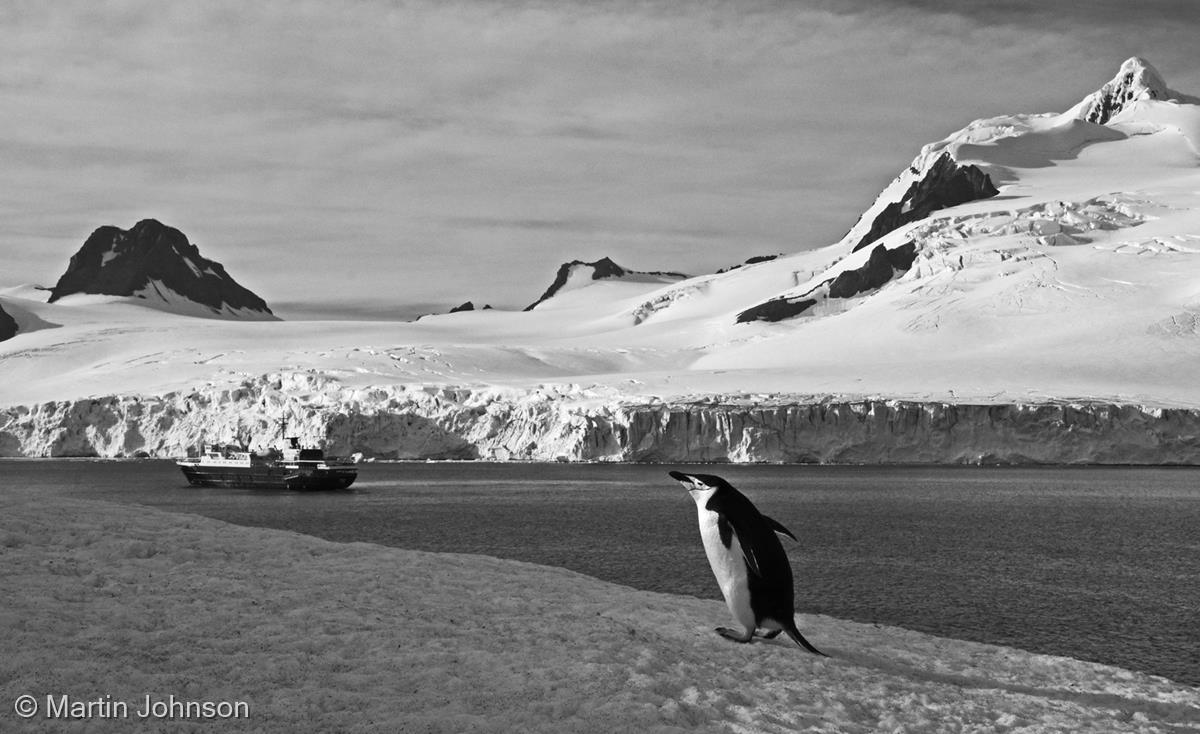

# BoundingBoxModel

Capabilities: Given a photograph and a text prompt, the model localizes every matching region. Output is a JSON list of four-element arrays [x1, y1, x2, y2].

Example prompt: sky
[[3, 1, 1199, 319]]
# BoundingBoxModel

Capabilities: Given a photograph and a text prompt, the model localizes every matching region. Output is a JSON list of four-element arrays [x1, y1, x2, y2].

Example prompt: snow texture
[[2, 490, 1197, 733]]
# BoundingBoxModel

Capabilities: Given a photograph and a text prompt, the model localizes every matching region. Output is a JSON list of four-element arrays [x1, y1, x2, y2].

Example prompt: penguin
[[668, 470, 826, 656]]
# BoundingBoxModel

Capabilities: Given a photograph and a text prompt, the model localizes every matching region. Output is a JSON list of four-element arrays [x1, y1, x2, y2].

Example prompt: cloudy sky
[[3, 1, 1198, 318]]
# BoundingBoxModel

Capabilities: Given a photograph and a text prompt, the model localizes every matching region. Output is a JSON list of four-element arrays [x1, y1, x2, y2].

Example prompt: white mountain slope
[[2, 58, 1200, 461]]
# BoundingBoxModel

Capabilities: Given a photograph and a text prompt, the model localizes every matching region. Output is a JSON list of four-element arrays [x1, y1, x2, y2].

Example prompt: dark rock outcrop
[[828, 243, 917, 299], [851, 153, 998, 253], [735, 297, 816, 324], [0, 305, 17, 342], [738, 242, 918, 324], [524, 257, 687, 311], [717, 254, 781, 274], [48, 219, 274, 319], [829, 245, 894, 299], [449, 301, 492, 313]]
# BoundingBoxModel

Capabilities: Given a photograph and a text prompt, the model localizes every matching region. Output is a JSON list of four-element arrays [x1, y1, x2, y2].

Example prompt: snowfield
[[2, 490, 1197, 733]]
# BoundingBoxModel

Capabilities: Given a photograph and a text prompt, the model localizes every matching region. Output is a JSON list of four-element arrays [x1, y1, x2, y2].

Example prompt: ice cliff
[[3, 372, 1198, 464]]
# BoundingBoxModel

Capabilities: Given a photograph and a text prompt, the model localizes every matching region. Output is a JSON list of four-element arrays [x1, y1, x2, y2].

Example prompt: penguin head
[[668, 470, 731, 505]]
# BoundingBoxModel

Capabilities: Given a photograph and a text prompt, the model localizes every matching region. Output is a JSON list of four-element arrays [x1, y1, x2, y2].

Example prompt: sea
[[5, 460, 1197, 687]]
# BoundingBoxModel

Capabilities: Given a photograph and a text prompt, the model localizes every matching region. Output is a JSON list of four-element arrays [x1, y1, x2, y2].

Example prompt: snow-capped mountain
[[1068, 56, 1200, 125], [3, 58, 1200, 462], [523, 257, 688, 311], [48, 219, 276, 320], [705, 56, 1200, 331]]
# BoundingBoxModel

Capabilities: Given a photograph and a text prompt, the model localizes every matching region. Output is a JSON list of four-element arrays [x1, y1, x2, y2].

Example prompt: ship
[[177, 435, 358, 490]]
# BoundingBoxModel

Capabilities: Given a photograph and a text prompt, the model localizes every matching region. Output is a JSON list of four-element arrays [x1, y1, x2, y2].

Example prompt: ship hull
[[179, 463, 357, 491]]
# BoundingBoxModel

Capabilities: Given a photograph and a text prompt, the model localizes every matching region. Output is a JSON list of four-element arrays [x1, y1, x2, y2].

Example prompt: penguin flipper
[[717, 514, 764, 577], [763, 514, 797, 542]]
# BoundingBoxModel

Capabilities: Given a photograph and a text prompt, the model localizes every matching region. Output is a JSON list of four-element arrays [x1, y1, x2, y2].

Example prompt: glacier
[[3, 371, 1199, 464]]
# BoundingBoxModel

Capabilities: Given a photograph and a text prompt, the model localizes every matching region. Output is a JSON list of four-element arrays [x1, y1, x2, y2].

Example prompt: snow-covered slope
[[48, 219, 277, 320], [3, 58, 1200, 461]]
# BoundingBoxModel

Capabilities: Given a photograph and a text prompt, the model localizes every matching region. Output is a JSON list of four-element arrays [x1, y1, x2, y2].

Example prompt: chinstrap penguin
[[669, 470, 826, 656]]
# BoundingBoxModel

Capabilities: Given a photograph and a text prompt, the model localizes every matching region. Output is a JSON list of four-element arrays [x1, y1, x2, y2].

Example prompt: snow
[[3, 61, 1200, 459], [2, 488, 1197, 732]]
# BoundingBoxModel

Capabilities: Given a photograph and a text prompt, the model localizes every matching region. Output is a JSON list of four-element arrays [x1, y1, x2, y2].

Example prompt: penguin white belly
[[697, 507, 755, 630]]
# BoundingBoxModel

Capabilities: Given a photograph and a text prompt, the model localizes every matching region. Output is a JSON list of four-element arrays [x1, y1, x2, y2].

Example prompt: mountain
[[523, 257, 688, 311], [1067, 56, 1200, 124], [670, 56, 1200, 332], [4, 58, 1200, 464], [47, 219, 276, 320]]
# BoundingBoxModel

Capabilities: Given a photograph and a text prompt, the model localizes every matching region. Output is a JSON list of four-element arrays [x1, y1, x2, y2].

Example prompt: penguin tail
[[783, 619, 828, 657]]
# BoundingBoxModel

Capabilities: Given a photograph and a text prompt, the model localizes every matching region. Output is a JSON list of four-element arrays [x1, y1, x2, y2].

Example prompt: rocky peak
[[48, 219, 276, 320], [1073, 57, 1186, 125], [449, 301, 492, 313], [524, 257, 686, 311], [525, 258, 621, 311]]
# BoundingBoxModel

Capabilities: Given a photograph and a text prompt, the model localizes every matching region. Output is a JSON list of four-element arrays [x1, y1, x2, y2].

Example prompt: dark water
[[4, 460, 1198, 687]]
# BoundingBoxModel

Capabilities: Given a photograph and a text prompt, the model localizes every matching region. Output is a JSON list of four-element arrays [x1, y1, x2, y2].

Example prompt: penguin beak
[[668, 470, 702, 491]]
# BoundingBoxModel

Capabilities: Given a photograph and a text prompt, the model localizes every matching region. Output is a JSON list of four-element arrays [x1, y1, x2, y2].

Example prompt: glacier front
[[3, 372, 1198, 464]]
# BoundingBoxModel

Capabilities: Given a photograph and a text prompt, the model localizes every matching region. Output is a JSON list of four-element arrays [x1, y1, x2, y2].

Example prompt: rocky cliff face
[[48, 219, 276, 320], [3, 373, 1198, 464], [847, 152, 998, 253], [0, 305, 17, 342], [0, 305, 16, 343]]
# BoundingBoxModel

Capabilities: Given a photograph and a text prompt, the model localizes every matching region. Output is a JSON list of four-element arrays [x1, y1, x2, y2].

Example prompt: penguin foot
[[715, 627, 754, 643], [758, 629, 783, 640]]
